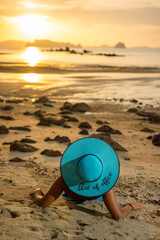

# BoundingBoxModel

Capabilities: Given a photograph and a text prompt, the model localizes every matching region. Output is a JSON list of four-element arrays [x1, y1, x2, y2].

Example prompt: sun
[[22, 47, 43, 67], [13, 15, 49, 37]]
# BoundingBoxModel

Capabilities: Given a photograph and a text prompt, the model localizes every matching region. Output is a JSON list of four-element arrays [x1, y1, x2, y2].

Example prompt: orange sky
[[0, 0, 160, 47]]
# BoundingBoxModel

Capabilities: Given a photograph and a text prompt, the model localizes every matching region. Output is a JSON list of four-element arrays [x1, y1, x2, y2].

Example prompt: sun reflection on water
[[22, 73, 40, 83], [22, 47, 42, 67]]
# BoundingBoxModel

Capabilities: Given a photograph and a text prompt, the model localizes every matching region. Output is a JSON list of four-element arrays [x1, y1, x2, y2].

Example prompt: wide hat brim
[[60, 137, 120, 198]]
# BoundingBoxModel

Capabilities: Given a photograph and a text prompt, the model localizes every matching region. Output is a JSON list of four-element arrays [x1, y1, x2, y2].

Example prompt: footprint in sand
[[0, 178, 13, 185], [0, 208, 19, 218]]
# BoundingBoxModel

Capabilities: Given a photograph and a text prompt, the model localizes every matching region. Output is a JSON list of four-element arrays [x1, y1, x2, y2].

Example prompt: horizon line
[[0, 39, 160, 49]]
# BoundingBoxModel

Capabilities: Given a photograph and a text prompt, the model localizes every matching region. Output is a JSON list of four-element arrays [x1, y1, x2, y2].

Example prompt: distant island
[[0, 39, 81, 49], [0, 39, 128, 49], [115, 42, 126, 48], [26, 39, 82, 48]]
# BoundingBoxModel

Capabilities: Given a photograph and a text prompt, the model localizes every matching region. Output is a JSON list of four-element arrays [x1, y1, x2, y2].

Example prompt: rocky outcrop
[[152, 134, 160, 146], [96, 125, 122, 135], [60, 102, 92, 113], [34, 96, 49, 104], [9, 126, 31, 131], [0, 125, 9, 134], [10, 142, 38, 152], [90, 134, 127, 152], [79, 122, 92, 129], [40, 149, 62, 157]]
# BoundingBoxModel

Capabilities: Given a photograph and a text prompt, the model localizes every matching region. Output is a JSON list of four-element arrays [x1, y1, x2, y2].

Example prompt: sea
[[0, 47, 160, 106]]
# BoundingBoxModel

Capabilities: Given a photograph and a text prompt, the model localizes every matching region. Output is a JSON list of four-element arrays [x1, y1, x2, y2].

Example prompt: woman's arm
[[102, 188, 143, 219], [30, 176, 64, 208]]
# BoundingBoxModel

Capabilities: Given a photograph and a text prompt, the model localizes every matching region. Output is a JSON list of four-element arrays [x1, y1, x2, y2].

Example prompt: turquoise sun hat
[[60, 137, 120, 198]]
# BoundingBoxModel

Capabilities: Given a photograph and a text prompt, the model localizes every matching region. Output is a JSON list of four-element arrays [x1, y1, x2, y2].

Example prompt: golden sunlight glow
[[22, 47, 42, 67], [12, 15, 49, 37], [20, 2, 35, 8], [22, 73, 40, 83]]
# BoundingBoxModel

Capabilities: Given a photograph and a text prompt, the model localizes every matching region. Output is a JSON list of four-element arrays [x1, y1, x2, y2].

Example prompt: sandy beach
[[1, 0, 160, 238], [0, 90, 160, 240]]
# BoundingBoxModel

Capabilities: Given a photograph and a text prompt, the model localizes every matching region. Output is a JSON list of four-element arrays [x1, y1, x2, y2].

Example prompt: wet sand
[[1, 63, 160, 74], [0, 93, 160, 240]]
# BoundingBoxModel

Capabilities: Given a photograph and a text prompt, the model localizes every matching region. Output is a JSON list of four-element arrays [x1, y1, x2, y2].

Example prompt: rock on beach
[[152, 134, 160, 146], [9, 126, 31, 131], [10, 142, 38, 152], [1, 105, 14, 111], [0, 125, 9, 134], [79, 129, 89, 135], [90, 133, 127, 151], [34, 96, 50, 104], [20, 138, 37, 143], [40, 149, 62, 157], [37, 116, 65, 127], [0, 115, 14, 120], [79, 122, 92, 129], [96, 125, 122, 135], [72, 102, 92, 113], [9, 157, 25, 162], [54, 135, 70, 143], [60, 102, 92, 113]]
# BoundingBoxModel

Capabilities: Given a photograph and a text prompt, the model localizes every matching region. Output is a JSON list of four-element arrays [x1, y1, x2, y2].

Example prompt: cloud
[[0, 0, 159, 46]]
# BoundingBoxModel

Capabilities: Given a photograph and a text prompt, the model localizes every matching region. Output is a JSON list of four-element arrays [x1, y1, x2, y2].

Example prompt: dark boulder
[[34, 110, 46, 117], [1, 105, 14, 111], [66, 116, 78, 122], [23, 111, 33, 116], [96, 125, 122, 135], [148, 113, 160, 124], [72, 103, 92, 113], [147, 135, 153, 140], [79, 129, 89, 135], [79, 122, 92, 129], [152, 134, 160, 146], [34, 96, 49, 104], [96, 120, 104, 125], [90, 134, 127, 152], [44, 137, 54, 141], [140, 128, 154, 133], [3, 141, 13, 145], [59, 110, 73, 115], [127, 108, 138, 113], [43, 103, 53, 107], [136, 111, 160, 123], [0, 125, 9, 134], [130, 99, 138, 103], [60, 102, 73, 111], [9, 157, 25, 162], [20, 138, 36, 143], [41, 149, 62, 157], [136, 110, 150, 117], [6, 99, 23, 103], [0, 115, 14, 120], [63, 124, 71, 128], [10, 142, 38, 152], [54, 135, 70, 143], [37, 116, 65, 127], [37, 119, 51, 126], [9, 126, 31, 131]]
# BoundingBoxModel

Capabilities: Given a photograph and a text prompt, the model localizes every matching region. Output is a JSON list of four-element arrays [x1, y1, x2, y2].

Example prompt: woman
[[31, 138, 143, 219]]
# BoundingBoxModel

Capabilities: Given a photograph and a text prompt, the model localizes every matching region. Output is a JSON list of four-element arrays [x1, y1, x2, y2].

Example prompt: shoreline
[[0, 71, 160, 108], [0, 64, 160, 74]]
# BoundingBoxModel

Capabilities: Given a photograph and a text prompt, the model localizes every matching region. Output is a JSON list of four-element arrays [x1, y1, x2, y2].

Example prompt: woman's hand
[[30, 188, 44, 204], [128, 201, 143, 210]]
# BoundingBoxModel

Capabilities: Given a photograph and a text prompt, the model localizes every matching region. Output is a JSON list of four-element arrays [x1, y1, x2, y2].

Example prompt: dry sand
[[0, 97, 160, 240]]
